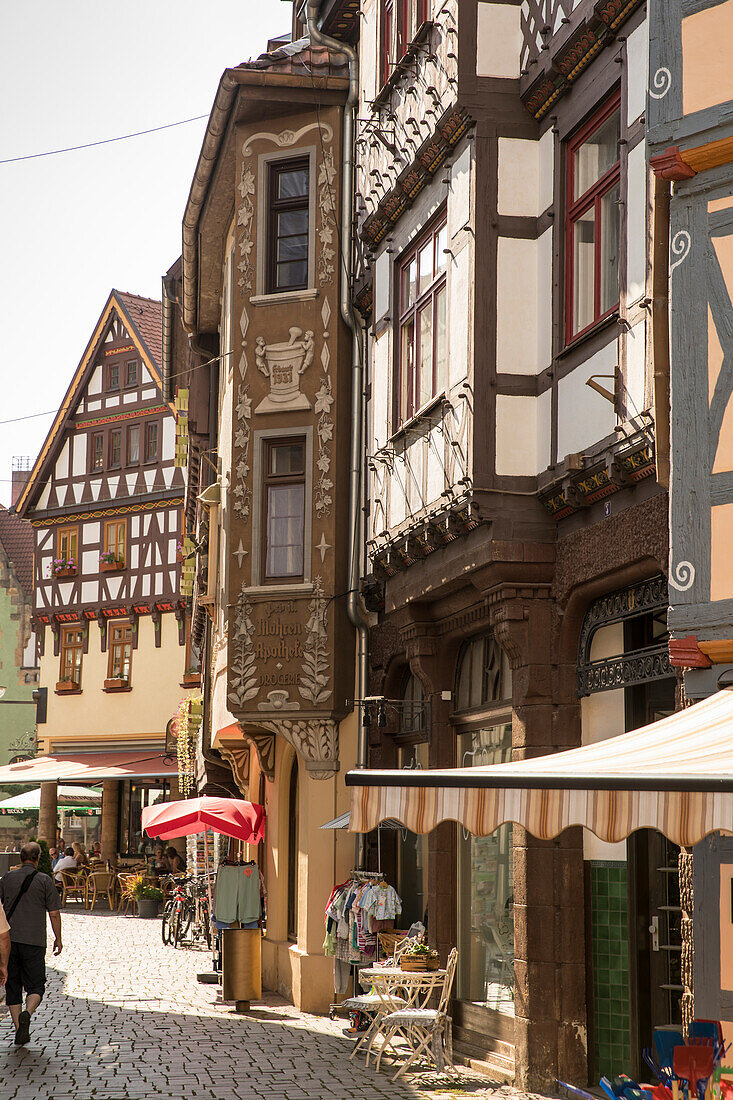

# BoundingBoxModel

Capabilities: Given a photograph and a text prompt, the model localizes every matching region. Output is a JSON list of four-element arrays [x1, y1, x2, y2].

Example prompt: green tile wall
[[591, 861, 630, 1079]]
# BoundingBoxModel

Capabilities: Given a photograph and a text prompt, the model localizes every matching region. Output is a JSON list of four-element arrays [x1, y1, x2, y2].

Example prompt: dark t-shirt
[[0, 864, 60, 946]]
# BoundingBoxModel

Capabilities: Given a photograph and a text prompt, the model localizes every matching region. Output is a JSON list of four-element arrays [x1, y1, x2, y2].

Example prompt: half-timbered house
[[11, 290, 193, 857]]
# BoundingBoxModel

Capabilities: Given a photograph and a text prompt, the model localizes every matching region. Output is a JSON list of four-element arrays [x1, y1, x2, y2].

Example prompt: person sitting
[[48, 848, 59, 869], [91, 842, 102, 859], [164, 846, 185, 874], [53, 848, 77, 883], [72, 843, 89, 869], [151, 845, 167, 875]]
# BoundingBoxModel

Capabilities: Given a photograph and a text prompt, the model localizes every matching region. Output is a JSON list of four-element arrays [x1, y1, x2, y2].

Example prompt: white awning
[[346, 689, 733, 847]]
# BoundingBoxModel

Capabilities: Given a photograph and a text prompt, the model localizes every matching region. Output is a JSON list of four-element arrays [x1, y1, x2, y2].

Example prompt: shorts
[[6, 942, 46, 1005]]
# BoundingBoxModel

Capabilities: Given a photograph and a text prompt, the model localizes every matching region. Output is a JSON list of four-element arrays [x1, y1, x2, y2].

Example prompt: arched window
[[287, 757, 299, 941], [455, 632, 512, 712]]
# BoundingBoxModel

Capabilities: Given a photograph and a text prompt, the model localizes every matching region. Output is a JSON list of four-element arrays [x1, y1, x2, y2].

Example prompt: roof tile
[[0, 508, 34, 595], [114, 291, 162, 370]]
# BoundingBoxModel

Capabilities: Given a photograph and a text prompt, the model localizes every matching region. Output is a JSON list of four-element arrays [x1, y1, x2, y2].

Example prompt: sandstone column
[[100, 780, 119, 861], [38, 781, 58, 845]]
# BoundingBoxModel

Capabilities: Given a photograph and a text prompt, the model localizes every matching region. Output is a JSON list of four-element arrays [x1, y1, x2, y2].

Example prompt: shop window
[[397, 218, 447, 423], [144, 421, 159, 463], [263, 437, 306, 582], [456, 723, 514, 1015], [565, 92, 621, 341], [118, 780, 170, 857], [106, 362, 120, 392], [104, 519, 126, 565], [287, 758, 299, 941], [91, 433, 104, 472], [125, 359, 138, 388], [267, 158, 310, 293], [107, 621, 133, 683], [59, 626, 83, 687], [397, 740, 429, 928], [455, 632, 512, 713], [127, 424, 140, 465]]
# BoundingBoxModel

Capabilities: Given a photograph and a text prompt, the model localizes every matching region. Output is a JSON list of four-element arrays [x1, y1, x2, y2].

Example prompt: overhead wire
[[0, 114, 209, 165]]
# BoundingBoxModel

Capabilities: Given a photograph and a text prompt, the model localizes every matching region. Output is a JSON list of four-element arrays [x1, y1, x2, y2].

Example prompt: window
[[56, 526, 78, 567], [402, 672, 426, 736], [127, 425, 140, 465], [106, 362, 120, 391], [263, 438, 306, 581], [144, 421, 159, 463], [109, 429, 122, 469], [91, 433, 104, 472], [381, 0, 428, 85], [125, 360, 138, 388], [397, 219, 448, 422], [287, 758, 299, 941], [108, 621, 133, 682], [455, 632, 512, 712], [381, 0, 394, 85], [104, 519, 126, 564], [565, 93, 621, 340], [60, 626, 83, 686], [267, 159, 309, 293]]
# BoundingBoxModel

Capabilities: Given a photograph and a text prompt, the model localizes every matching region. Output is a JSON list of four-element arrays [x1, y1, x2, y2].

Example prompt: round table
[[359, 965, 447, 1010]]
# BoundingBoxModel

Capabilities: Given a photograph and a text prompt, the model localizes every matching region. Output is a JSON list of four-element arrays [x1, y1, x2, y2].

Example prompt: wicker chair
[[85, 871, 116, 911], [57, 870, 85, 907]]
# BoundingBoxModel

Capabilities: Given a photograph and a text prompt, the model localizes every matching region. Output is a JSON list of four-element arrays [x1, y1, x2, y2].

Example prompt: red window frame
[[381, 0, 394, 87], [396, 217, 448, 425], [381, 0, 428, 88], [564, 91, 621, 343]]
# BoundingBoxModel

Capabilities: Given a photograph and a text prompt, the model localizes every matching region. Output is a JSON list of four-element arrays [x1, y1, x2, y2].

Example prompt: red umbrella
[[142, 796, 265, 844]]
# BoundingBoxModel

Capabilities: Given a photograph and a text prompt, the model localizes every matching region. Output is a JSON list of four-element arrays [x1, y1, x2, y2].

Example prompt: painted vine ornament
[[299, 575, 332, 706], [228, 586, 259, 708]]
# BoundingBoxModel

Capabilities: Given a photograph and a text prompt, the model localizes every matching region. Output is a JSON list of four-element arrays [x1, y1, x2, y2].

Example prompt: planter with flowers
[[104, 677, 130, 691], [100, 551, 124, 572], [51, 557, 76, 579], [400, 941, 440, 972], [181, 667, 201, 688], [55, 677, 80, 693], [121, 873, 164, 918]]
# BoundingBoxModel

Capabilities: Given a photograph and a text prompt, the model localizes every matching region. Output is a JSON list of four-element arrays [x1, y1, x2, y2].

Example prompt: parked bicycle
[[161, 873, 213, 949]]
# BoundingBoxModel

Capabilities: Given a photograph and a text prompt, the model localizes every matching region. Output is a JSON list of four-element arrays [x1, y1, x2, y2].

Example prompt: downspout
[[306, 2, 370, 774], [161, 275, 177, 404], [652, 174, 671, 489]]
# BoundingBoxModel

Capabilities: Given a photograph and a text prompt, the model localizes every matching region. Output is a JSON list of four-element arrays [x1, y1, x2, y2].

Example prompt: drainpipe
[[306, 2, 370, 775], [161, 274, 178, 403]]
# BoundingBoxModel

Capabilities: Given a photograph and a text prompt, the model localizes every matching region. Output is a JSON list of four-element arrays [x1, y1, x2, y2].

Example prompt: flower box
[[100, 559, 124, 572], [55, 680, 80, 693], [53, 567, 77, 579], [104, 677, 130, 691], [182, 672, 201, 688], [400, 953, 440, 972]]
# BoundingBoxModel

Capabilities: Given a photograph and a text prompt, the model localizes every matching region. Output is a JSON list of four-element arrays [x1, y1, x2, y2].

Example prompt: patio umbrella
[[0, 784, 102, 815], [142, 796, 266, 965]]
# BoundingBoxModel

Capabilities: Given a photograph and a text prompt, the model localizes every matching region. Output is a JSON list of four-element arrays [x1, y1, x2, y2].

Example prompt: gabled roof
[[0, 508, 34, 595], [13, 290, 166, 518]]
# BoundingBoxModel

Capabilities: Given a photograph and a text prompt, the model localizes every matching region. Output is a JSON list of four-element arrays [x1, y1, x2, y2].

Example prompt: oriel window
[[108, 622, 133, 682], [60, 626, 83, 686], [104, 519, 126, 564], [263, 438, 306, 581], [397, 218, 448, 422], [144, 421, 159, 463], [109, 429, 122, 469], [565, 92, 621, 341], [267, 159, 309, 293]]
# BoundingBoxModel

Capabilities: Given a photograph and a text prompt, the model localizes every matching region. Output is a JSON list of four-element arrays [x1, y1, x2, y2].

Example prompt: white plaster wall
[[55, 439, 70, 481], [538, 128, 554, 214], [88, 365, 102, 395], [360, 0, 378, 109], [557, 340, 618, 458], [495, 395, 538, 475], [582, 622, 627, 861], [426, 425, 444, 502], [374, 250, 391, 324], [625, 319, 647, 416], [72, 435, 86, 477], [626, 142, 647, 306], [626, 18, 649, 126], [498, 138, 539, 217], [537, 225, 553, 374], [477, 3, 521, 78], [37, 481, 51, 510], [162, 417, 175, 461], [449, 143, 471, 240], [537, 387, 552, 473], [372, 329, 390, 450], [496, 236, 538, 374], [448, 245, 471, 387]]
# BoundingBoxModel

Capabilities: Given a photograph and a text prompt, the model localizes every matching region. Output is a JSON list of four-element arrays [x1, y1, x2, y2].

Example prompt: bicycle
[[161, 873, 213, 949]]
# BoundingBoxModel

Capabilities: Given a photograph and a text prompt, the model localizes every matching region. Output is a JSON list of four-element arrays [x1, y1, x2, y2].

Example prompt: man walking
[[0, 842, 62, 1045]]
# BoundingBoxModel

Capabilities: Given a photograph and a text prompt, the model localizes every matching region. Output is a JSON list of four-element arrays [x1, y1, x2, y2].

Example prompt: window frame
[[109, 428, 122, 470], [564, 90, 622, 344], [261, 436, 307, 585], [107, 620, 133, 683], [90, 432, 104, 472], [143, 420, 159, 464], [106, 361, 120, 392], [124, 359, 138, 388], [56, 525, 78, 568], [104, 518, 126, 565], [266, 157, 310, 295], [60, 625, 83, 687], [395, 216, 448, 426], [380, 0, 428, 88], [127, 424, 140, 466]]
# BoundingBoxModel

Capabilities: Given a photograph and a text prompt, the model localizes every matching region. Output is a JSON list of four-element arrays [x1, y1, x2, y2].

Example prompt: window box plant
[[121, 873, 164, 918], [400, 940, 440, 972], [181, 667, 201, 687], [103, 677, 130, 691], [100, 551, 124, 572], [55, 677, 80, 693], [51, 557, 77, 579]]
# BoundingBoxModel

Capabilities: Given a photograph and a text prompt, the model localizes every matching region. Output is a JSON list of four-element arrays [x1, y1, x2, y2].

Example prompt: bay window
[[267, 159, 309, 293], [397, 219, 447, 423], [566, 92, 621, 340], [263, 438, 306, 581]]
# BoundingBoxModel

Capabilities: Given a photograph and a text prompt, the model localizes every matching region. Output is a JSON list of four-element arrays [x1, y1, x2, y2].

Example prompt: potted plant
[[51, 557, 76, 579], [99, 550, 124, 572], [103, 676, 129, 691], [400, 940, 440, 972], [181, 667, 201, 687], [55, 676, 79, 693], [121, 873, 164, 918]]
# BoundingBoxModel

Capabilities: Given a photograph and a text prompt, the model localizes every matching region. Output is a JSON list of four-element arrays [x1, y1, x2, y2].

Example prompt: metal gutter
[[161, 274, 178, 403]]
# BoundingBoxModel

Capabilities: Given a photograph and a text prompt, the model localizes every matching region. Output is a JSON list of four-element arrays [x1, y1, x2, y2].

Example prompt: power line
[[0, 114, 209, 165], [0, 409, 57, 427]]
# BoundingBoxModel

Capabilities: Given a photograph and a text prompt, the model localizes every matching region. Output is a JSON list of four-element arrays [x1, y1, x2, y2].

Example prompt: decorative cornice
[[30, 496, 183, 528], [370, 496, 484, 579], [539, 431, 654, 520], [75, 405, 170, 430]]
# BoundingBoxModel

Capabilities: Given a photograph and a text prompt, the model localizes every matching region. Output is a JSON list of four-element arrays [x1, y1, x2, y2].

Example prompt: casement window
[[56, 526, 78, 566], [144, 421, 159, 463], [127, 425, 140, 465], [381, 0, 429, 85], [565, 92, 621, 341], [397, 219, 448, 422], [125, 360, 138, 388], [104, 519, 126, 564], [263, 438, 306, 581], [267, 159, 309, 293], [381, 0, 394, 85], [91, 433, 104, 472], [108, 621, 133, 682], [109, 429, 122, 469], [106, 362, 120, 391], [60, 626, 83, 686]]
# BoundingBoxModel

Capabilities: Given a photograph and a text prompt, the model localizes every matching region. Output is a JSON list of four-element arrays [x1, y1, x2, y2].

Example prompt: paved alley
[[0, 910, 554, 1100]]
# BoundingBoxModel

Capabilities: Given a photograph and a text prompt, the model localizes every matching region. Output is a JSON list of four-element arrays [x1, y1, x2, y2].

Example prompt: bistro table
[[355, 965, 448, 1066]]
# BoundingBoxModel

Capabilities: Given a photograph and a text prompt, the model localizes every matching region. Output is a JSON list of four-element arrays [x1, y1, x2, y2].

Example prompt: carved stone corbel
[[218, 744, 251, 795], [97, 612, 107, 653], [151, 606, 162, 649], [256, 718, 339, 779]]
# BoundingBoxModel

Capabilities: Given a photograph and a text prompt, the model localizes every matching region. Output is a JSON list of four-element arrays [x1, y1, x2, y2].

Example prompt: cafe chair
[[375, 948, 458, 1079], [116, 873, 136, 916], [58, 870, 86, 907], [85, 871, 116, 911]]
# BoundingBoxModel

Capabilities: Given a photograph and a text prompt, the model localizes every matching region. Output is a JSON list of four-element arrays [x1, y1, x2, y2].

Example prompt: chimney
[[11, 457, 31, 506]]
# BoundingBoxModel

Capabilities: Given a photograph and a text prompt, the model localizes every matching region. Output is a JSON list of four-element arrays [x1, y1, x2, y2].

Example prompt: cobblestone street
[[0, 910, 554, 1100]]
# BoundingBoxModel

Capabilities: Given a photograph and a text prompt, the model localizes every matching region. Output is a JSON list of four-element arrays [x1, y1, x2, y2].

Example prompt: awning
[[319, 811, 403, 830], [0, 785, 102, 815], [0, 752, 176, 785], [346, 689, 733, 848]]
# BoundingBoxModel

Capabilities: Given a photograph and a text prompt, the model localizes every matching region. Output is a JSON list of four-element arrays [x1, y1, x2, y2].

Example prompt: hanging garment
[[214, 863, 262, 924]]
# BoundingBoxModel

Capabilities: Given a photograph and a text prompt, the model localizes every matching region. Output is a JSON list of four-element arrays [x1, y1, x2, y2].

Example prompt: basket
[[400, 953, 440, 972], [378, 931, 409, 957]]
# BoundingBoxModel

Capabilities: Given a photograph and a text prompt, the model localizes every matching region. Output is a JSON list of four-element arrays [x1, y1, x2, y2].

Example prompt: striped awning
[[346, 689, 733, 848]]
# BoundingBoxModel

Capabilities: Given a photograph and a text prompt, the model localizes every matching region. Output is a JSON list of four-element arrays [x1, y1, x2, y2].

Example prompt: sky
[[0, 0, 292, 507]]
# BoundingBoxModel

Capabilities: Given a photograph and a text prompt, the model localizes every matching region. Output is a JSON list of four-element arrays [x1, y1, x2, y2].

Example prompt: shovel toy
[[674, 1043, 715, 1100]]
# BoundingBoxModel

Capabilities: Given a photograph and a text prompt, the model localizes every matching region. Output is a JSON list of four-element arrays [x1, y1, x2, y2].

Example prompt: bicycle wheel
[[162, 901, 174, 945], [174, 899, 193, 947]]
